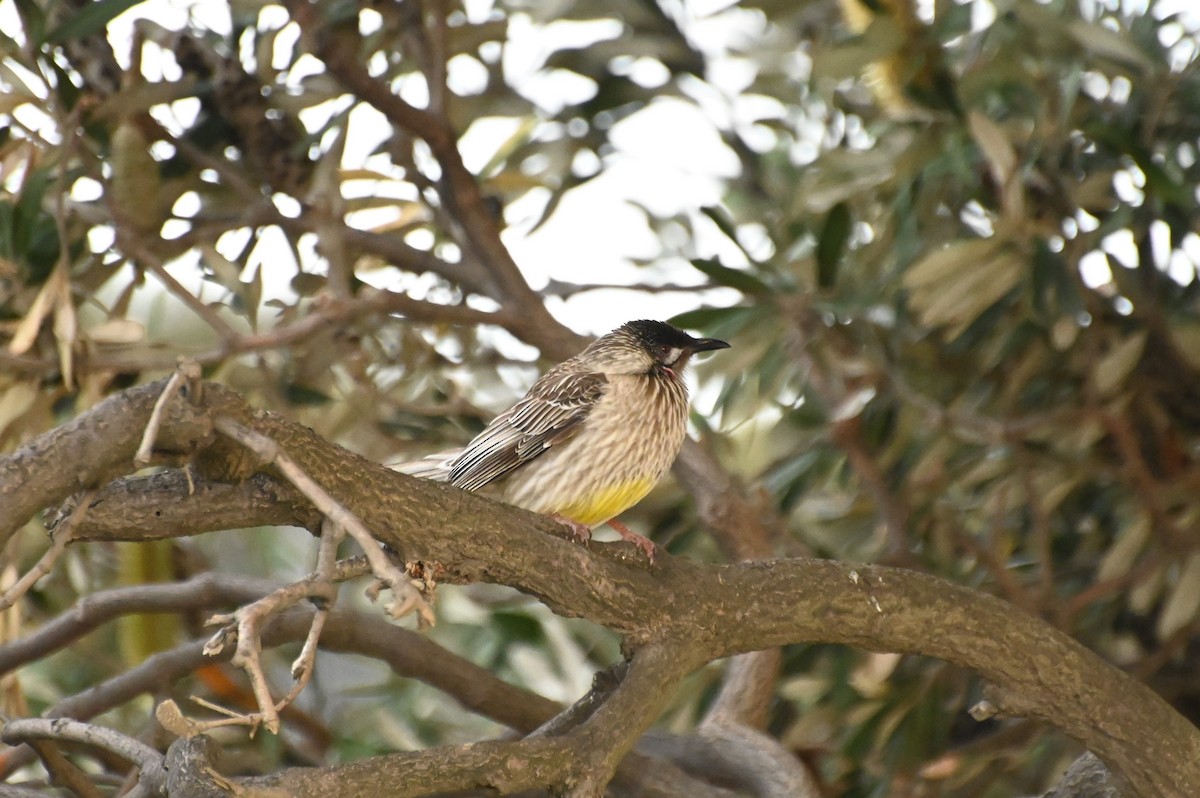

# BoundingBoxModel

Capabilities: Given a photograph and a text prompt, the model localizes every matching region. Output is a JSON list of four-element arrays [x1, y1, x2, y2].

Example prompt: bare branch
[[186, 519, 343, 734], [135, 360, 202, 467], [558, 643, 701, 797], [238, 642, 699, 797], [1, 718, 166, 795], [19, 739, 106, 798], [291, 517, 342, 682], [212, 416, 434, 625], [0, 489, 94, 611], [0, 379, 214, 548], [1, 583, 550, 777], [120, 234, 243, 347], [66, 469, 321, 545], [195, 578, 330, 735], [641, 726, 821, 798]]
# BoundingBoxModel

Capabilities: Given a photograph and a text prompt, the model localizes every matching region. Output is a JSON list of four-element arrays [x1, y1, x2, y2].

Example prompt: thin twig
[[423, 0, 449, 114], [1102, 411, 1187, 549], [830, 413, 912, 560], [1, 571, 556, 777], [7, 287, 516, 379], [0, 490, 95, 612], [196, 557, 341, 734], [541, 279, 715, 298], [212, 416, 434, 626], [1060, 551, 1163, 624], [134, 360, 200, 467], [1012, 440, 1057, 616], [0, 561, 371, 676], [951, 492, 1037, 614], [119, 235, 243, 346], [24, 740, 106, 798], [286, 518, 342, 695], [1, 718, 166, 783]]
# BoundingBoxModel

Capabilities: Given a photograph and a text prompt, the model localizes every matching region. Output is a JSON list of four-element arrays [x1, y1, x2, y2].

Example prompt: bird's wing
[[447, 369, 607, 492], [389, 448, 462, 481]]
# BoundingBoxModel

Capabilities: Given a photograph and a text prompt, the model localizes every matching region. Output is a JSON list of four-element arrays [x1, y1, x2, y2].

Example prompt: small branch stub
[[969, 700, 998, 722], [134, 360, 201, 467], [212, 416, 434, 625]]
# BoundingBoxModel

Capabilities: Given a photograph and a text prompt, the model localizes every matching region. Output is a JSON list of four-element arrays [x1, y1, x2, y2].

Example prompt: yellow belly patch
[[555, 478, 657, 527]]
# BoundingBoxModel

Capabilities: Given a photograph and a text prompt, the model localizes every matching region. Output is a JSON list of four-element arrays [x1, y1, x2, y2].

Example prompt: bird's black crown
[[620, 320, 701, 352]]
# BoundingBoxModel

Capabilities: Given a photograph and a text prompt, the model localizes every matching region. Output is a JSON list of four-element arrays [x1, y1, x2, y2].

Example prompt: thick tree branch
[[158, 732, 757, 798], [5, 382, 1199, 796], [0, 381, 213, 548], [239, 643, 698, 798], [57, 470, 320, 543], [641, 726, 821, 798], [1041, 752, 1127, 797], [19, 739, 106, 798], [558, 643, 703, 797], [1, 718, 166, 797]]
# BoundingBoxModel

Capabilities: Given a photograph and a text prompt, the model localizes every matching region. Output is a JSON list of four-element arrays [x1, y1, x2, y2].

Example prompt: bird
[[397, 320, 730, 561]]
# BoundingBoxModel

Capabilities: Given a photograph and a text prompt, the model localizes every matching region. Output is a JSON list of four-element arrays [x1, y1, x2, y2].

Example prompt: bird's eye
[[658, 345, 683, 366]]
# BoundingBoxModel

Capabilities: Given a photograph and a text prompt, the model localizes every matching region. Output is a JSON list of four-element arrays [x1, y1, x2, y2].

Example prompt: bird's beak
[[688, 337, 731, 353]]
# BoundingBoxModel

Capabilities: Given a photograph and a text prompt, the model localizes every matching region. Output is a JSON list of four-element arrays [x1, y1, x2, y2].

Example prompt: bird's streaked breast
[[499, 370, 688, 527]]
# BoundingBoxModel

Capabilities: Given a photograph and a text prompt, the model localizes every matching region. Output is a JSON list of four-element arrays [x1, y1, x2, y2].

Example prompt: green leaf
[[669, 307, 761, 348], [816, 202, 851, 289], [669, 306, 740, 329], [491, 611, 545, 645], [698, 205, 736, 236], [45, 0, 147, 44], [1158, 553, 1200, 639], [688, 258, 769, 295], [699, 206, 745, 252], [285, 384, 332, 406], [1092, 331, 1147, 396], [1097, 514, 1150, 582], [903, 239, 998, 290], [4, 166, 59, 282], [11, 0, 47, 45], [1065, 18, 1154, 73], [291, 272, 326, 297]]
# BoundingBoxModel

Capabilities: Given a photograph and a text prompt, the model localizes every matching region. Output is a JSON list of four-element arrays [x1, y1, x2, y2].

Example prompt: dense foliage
[[2, 0, 1198, 795]]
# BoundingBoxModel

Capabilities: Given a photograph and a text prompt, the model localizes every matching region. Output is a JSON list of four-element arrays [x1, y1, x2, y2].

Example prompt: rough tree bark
[[2, 376, 1198, 796]]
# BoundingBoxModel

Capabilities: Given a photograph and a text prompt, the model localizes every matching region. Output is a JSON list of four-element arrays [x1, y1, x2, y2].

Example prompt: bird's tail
[[388, 448, 462, 482]]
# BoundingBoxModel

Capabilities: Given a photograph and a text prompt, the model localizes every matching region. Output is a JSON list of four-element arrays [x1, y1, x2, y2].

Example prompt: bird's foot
[[607, 520, 657, 563], [549, 513, 593, 544]]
